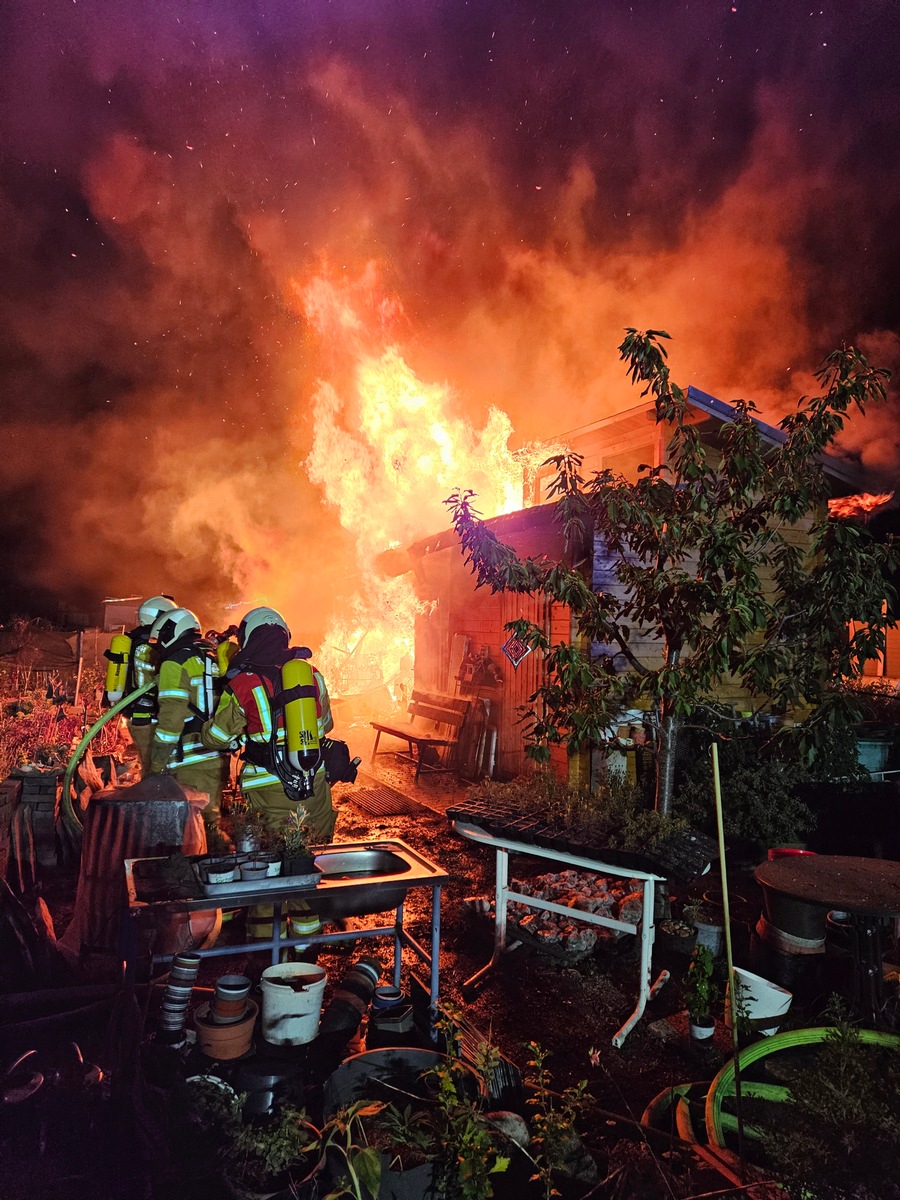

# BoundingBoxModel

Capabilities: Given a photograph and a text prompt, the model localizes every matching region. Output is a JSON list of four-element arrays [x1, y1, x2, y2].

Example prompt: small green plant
[[524, 1042, 591, 1200], [225, 1105, 320, 1194], [431, 1052, 510, 1200], [682, 900, 717, 927], [225, 800, 267, 849], [467, 771, 688, 855], [203, 822, 232, 856], [318, 1100, 386, 1200], [277, 810, 313, 861], [682, 944, 718, 1022], [184, 1075, 243, 1137]]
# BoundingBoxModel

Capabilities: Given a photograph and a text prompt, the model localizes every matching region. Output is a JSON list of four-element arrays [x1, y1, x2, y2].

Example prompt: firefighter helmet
[[151, 607, 201, 650], [138, 594, 177, 628], [238, 606, 291, 647]]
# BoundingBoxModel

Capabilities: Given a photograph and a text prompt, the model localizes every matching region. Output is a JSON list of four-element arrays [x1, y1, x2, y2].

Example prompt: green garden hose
[[705, 1025, 900, 1148], [61, 682, 153, 836]]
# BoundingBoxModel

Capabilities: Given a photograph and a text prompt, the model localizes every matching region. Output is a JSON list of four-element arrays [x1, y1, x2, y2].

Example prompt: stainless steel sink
[[311, 839, 445, 919], [315, 848, 413, 881]]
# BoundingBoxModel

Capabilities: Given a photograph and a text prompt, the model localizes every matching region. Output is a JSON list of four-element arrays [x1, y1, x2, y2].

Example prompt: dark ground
[[0, 725, 862, 1199]]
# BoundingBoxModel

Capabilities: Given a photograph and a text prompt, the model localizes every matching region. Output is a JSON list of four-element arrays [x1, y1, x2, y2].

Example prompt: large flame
[[297, 266, 549, 698], [828, 492, 894, 520]]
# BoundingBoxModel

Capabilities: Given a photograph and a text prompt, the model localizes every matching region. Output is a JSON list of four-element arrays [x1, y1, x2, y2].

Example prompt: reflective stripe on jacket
[[149, 641, 222, 774]]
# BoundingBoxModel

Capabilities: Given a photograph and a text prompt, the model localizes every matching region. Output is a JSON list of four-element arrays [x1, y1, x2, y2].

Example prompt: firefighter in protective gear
[[106, 594, 177, 775], [201, 606, 336, 940], [149, 607, 229, 823]]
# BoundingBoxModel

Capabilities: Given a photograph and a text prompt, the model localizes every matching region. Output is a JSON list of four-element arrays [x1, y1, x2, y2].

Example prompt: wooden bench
[[371, 691, 471, 781]]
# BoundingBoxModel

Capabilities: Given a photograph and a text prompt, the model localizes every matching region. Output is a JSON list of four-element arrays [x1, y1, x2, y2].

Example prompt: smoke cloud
[[1, 0, 899, 633]]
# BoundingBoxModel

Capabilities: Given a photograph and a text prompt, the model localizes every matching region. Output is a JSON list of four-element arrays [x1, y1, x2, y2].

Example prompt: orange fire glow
[[828, 492, 894, 520], [296, 266, 552, 698]]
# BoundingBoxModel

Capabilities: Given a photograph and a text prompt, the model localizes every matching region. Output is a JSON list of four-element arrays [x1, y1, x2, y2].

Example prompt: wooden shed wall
[[411, 507, 573, 780]]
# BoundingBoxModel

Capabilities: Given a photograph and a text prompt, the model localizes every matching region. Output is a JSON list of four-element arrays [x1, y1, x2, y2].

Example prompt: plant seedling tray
[[194, 859, 322, 897]]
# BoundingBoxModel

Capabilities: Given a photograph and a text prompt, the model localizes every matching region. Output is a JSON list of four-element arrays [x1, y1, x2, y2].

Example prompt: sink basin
[[310, 841, 443, 920], [314, 849, 413, 880]]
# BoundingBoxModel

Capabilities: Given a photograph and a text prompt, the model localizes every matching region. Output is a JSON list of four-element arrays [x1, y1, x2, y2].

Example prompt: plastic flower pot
[[240, 860, 270, 882], [213, 975, 253, 1025], [195, 999, 258, 1060], [260, 854, 282, 878], [688, 1014, 715, 1042], [726, 967, 792, 1037], [207, 862, 239, 885]]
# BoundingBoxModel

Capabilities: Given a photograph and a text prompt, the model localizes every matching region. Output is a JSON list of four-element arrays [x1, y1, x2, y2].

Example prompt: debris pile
[[468, 869, 645, 958]]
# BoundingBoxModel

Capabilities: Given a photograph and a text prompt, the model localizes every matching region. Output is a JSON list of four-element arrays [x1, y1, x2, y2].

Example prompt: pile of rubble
[[469, 868, 645, 958]]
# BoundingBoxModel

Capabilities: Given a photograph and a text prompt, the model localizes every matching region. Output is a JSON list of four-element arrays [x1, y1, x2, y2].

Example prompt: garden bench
[[370, 691, 471, 781]]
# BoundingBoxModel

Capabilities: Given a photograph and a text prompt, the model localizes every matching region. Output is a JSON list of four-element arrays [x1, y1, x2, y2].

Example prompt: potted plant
[[205, 821, 234, 856], [683, 900, 724, 957], [683, 944, 719, 1042], [276, 812, 316, 876], [223, 1104, 323, 1200], [322, 1046, 511, 1200], [227, 802, 267, 855], [654, 916, 697, 961], [176, 1074, 244, 1189]]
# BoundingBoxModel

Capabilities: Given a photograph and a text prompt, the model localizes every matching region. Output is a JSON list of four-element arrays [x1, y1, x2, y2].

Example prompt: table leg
[[461, 847, 511, 997], [612, 877, 669, 1048], [428, 884, 442, 1042], [393, 902, 404, 988], [851, 914, 885, 1027], [271, 900, 284, 966]]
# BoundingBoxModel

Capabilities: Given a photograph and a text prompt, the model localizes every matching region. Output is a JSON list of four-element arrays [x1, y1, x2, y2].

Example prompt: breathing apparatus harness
[[238, 653, 322, 801], [123, 625, 158, 721], [163, 636, 218, 763]]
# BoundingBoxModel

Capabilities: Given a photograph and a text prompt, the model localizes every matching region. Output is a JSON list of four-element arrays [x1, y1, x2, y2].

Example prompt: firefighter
[[148, 607, 229, 824], [201, 606, 336, 941], [121, 594, 177, 775]]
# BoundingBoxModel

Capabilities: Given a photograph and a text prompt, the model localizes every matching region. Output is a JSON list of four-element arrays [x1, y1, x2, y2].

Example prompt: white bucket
[[260, 962, 328, 1046], [727, 966, 792, 1037]]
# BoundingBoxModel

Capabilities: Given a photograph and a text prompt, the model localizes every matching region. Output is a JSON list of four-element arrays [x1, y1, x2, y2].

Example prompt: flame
[[297, 265, 549, 698], [828, 492, 894, 520]]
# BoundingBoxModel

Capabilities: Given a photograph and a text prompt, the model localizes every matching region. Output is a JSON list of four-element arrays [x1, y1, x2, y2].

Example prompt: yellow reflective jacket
[[149, 639, 224, 774]]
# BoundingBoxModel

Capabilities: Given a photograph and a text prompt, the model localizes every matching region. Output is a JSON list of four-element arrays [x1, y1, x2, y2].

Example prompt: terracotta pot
[[195, 999, 258, 1060]]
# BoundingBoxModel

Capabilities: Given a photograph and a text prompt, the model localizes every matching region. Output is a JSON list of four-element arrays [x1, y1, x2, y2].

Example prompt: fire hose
[[60, 681, 153, 839]]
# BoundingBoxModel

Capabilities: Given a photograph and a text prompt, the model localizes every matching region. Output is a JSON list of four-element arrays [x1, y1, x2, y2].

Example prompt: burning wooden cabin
[[392, 386, 895, 783]]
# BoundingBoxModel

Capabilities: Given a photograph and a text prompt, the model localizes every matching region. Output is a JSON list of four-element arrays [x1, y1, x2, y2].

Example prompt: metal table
[[123, 838, 448, 1034], [452, 819, 669, 1047], [755, 854, 900, 1027]]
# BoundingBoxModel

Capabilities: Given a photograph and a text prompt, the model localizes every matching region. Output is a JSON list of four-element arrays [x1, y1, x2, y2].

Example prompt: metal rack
[[451, 819, 669, 1048]]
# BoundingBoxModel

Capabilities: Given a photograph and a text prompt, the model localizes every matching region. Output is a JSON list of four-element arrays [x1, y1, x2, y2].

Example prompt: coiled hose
[[60, 682, 153, 840]]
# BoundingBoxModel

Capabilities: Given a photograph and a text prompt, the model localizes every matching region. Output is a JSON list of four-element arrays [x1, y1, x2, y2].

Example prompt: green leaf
[[353, 1146, 383, 1200]]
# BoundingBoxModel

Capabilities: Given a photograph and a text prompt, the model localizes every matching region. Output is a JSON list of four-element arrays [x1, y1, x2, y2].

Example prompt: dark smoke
[[1, 0, 899, 625]]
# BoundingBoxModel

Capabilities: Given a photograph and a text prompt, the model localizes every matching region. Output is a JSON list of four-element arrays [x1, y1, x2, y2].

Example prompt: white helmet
[[138, 594, 177, 628], [238, 606, 290, 647], [151, 607, 201, 650]]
